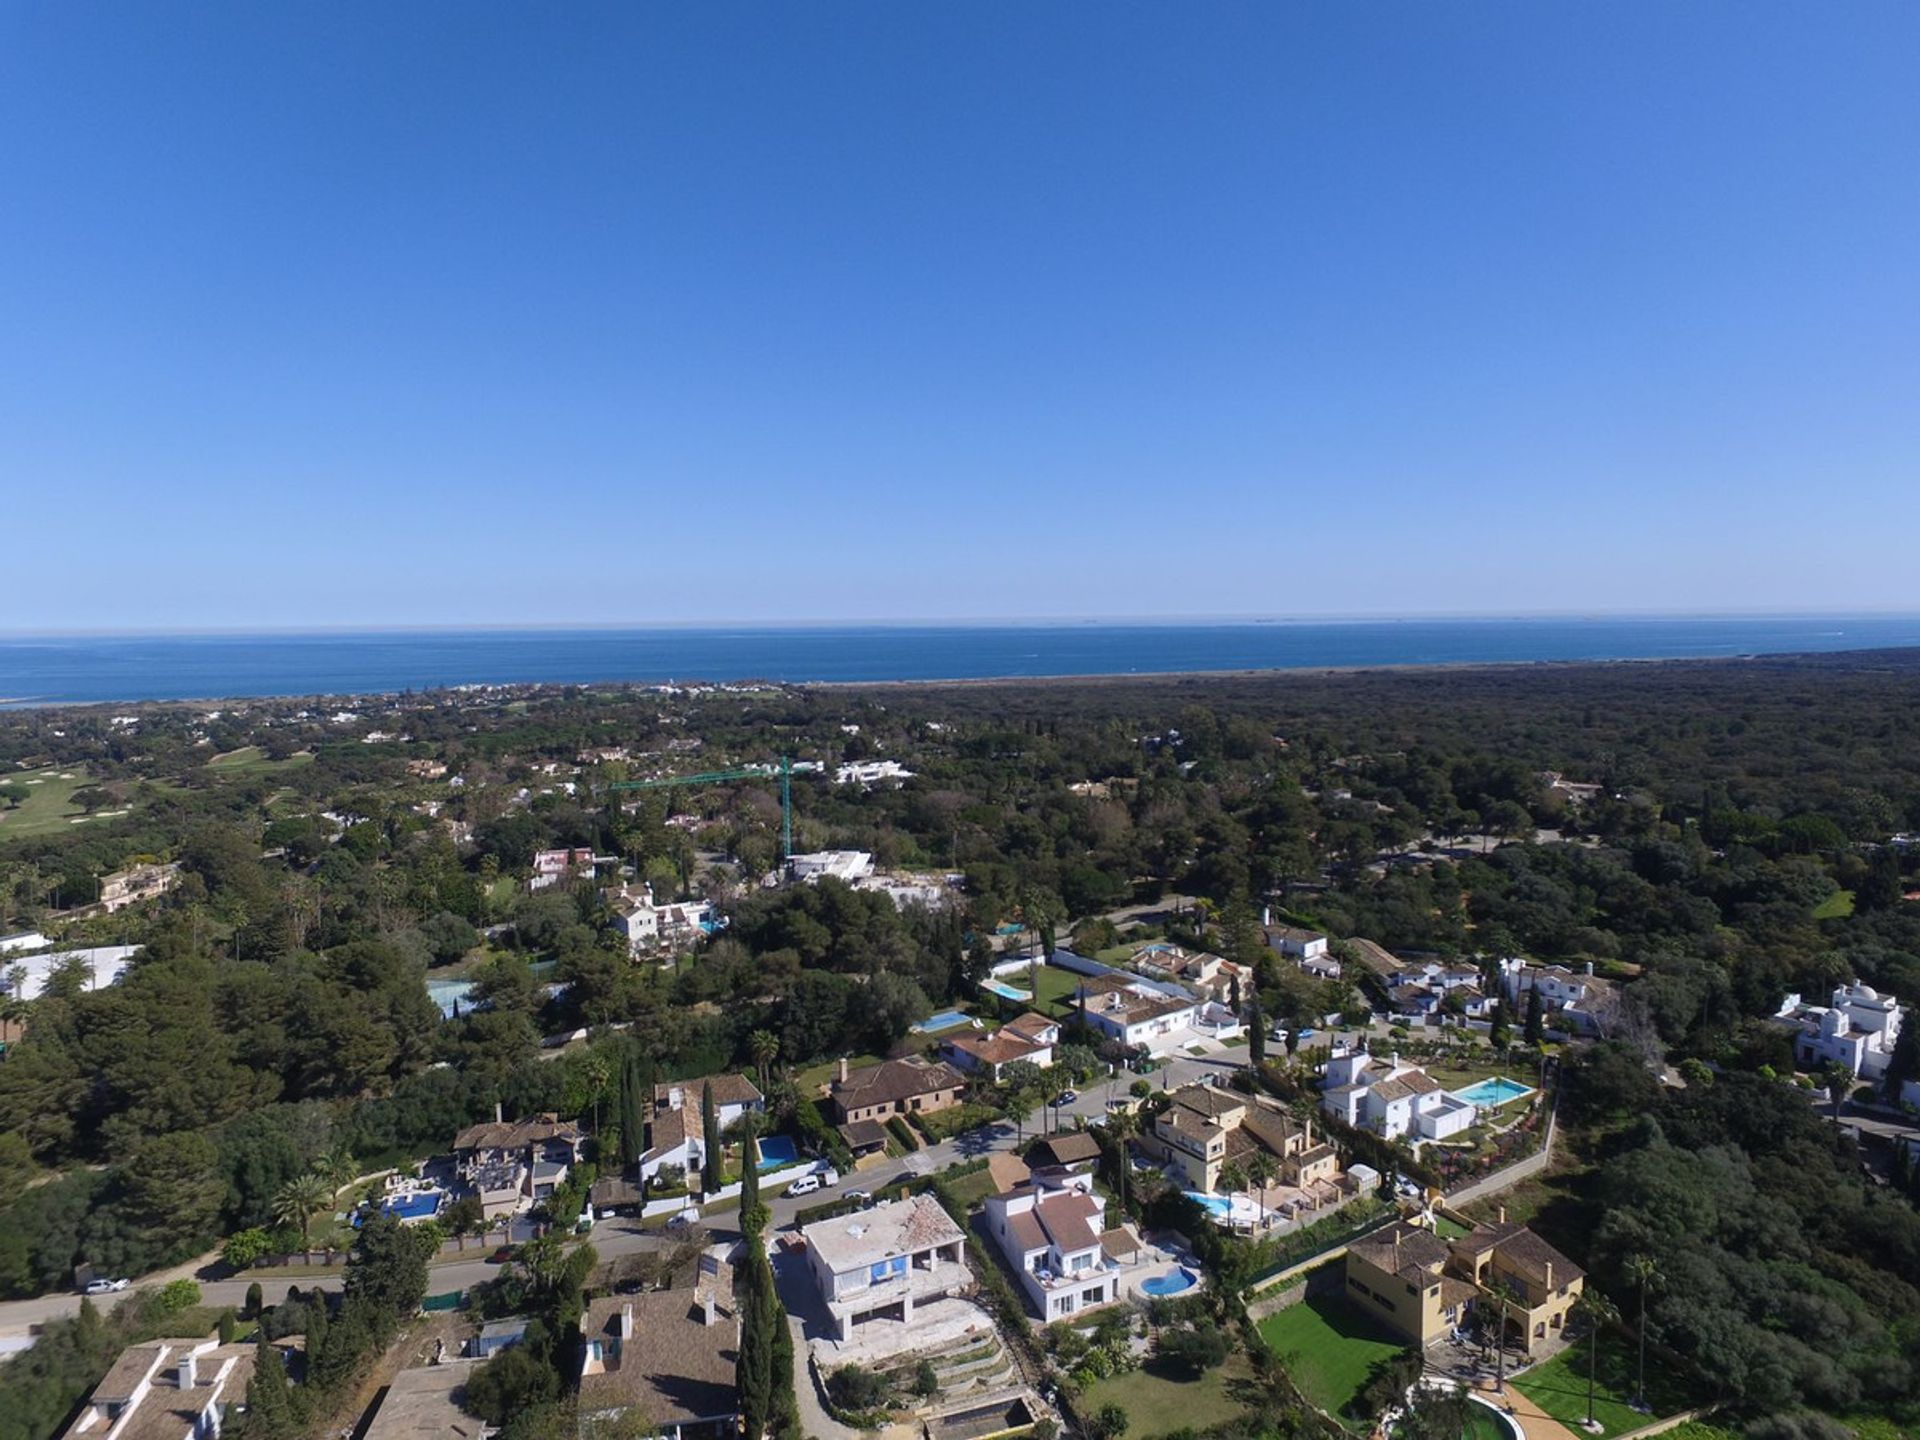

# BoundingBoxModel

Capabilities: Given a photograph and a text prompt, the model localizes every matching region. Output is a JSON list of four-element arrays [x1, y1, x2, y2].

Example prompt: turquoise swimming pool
[[914, 1009, 971, 1033], [1140, 1266, 1199, 1296], [756, 1136, 800, 1170], [980, 979, 1032, 1002], [1452, 1077, 1534, 1107]]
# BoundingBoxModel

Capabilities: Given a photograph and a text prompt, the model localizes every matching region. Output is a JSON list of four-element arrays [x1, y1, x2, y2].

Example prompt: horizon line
[[7, 606, 1920, 640]]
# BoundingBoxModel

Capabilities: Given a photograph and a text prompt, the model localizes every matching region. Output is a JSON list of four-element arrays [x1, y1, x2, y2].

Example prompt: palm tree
[[1625, 1255, 1661, 1410], [311, 1150, 355, 1195], [1572, 1289, 1620, 1430], [1484, 1276, 1522, 1393], [749, 1030, 781, 1091], [1822, 1061, 1855, 1122], [1244, 1153, 1278, 1223], [1218, 1163, 1247, 1230], [272, 1173, 333, 1251]]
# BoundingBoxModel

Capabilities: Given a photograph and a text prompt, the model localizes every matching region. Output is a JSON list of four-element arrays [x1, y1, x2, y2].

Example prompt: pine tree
[[235, 1335, 300, 1438], [701, 1081, 722, 1193]]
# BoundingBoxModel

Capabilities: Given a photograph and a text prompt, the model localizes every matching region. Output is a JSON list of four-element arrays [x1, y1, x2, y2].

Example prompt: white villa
[[942, 1012, 1059, 1082], [1499, 958, 1614, 1035], [984, 1169, 1142, 1321], [801, 1194, 969, 1342], [1074, 975, 1198, 1054], [640, 1073, 765, 1182], [610, 884, 719, 957], [1321, 1047, 1477, 1142], [788, 851, 876, 884], [1775, 981, 1905, 1080]]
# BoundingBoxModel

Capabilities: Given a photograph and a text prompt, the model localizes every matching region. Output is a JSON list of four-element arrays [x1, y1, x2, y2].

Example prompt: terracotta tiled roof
[[655, 1073, 763, 1109], [832, 1056, 967, 1108]]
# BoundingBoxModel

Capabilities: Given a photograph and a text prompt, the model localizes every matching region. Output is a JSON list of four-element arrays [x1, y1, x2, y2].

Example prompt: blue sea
[[2, 616, 1919, 706]]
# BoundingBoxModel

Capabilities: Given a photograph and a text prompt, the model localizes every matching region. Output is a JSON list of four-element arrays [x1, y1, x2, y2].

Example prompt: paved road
[[0, 1042, 1254, 1341]]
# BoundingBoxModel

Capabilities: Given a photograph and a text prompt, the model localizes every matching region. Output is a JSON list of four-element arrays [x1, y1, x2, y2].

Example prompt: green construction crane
[[608, 756, 794, 860]]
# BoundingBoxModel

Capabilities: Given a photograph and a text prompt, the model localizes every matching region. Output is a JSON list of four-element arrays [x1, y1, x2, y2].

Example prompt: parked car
[[1051, 1089, 1078, 1107], [486, 1245, 515, 1264], [787, 1173, 822, 1196], [84, 1277, 130, 1294], [845, 1189, 873, 1207], [666, 1209, 699, 1229]]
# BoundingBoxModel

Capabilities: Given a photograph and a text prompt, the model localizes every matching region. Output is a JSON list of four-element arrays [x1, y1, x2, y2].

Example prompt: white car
[[786, 1173, 822, 1196], [666, 1209, 699, 1229], [84, 1277, 130, 1295]]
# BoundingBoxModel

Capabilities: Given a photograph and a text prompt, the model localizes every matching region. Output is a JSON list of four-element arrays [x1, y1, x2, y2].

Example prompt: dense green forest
[[7, 652, 1920, 1435]]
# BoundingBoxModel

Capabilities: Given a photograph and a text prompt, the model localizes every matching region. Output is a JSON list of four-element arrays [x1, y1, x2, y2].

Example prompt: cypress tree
[[618, 1051, 648, 1172], [740, 1128, 764, 1236], [1524, 986, 1545, 1046], [701, 1081, 722, 1193], [737, 1249, 776, 1438], [769, 1297, 800, 1438], [1248, 994, 1266, 1065]]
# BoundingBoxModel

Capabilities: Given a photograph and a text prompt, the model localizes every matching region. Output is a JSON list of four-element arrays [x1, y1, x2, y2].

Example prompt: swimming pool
[[913, 1009, 971, 1033], [980, 979, 1032, 1002], [1452, 1077, 1534, 1107], [425, 979, 476, 1019], [381, 1190, 446, 1221], [1139, 1267, 1199, 1297], [1186, 1192, 1233, 1218], [756, 1136, 800, 1170]]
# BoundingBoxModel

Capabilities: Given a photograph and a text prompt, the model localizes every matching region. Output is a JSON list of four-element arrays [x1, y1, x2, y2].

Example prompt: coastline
[[5, 645, 1915, 712]]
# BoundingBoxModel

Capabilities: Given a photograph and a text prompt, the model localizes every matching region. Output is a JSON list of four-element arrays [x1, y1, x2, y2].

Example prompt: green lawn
[[1031, 965, 1093, 1013], [1511, 1330, 1701, 1436], [1813, 888, 1857, 921], [1083, 1350, 1254, 1438], [1256, 1294, 1407, 1427], [207, 746, 314, 777], [0, 767, 96, 836]]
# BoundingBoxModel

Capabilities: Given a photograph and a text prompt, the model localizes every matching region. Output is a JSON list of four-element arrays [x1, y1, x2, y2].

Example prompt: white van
[[787, 1173, 822, 1196]]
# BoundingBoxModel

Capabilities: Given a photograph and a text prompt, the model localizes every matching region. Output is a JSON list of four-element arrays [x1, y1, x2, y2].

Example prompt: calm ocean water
[[2, 617, 1918, 706]]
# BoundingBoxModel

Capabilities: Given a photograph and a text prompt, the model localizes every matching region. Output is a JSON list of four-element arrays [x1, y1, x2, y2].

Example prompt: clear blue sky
[[3, 3, 1917, 630]]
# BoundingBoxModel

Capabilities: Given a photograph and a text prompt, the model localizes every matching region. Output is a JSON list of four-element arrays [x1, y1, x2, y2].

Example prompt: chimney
[[1584, 961, 1594, 976], [1497, 1204, 1507, 1224], [1545, 1261, 1554, 1288], [702, 1290, 717, 1327], [177, 1353, 197, 1390], [619, 1303, 635, 1340], [836, 1057, 849, 1085], [494, 1101, 504, 1124], [1261, 905, 1271, 926]]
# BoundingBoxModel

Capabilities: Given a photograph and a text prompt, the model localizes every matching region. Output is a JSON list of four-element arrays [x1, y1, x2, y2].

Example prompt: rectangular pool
[[382, 1190, 446, 1221], [913, 1009, 971, 1033], [756, 1135, 800, 1171], [1452, 1077, 1534, 1107]]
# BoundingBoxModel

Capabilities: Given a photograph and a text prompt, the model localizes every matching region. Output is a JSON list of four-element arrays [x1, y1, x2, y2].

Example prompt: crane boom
[[608, 755, 794, 860]]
